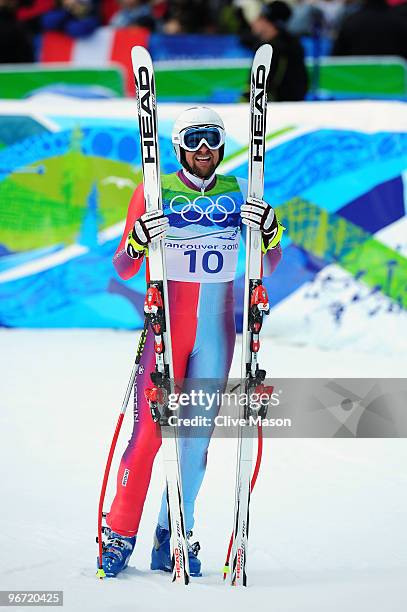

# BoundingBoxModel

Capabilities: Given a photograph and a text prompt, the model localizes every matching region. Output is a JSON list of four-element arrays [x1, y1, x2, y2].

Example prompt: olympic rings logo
[[169, 195, 236, 223]]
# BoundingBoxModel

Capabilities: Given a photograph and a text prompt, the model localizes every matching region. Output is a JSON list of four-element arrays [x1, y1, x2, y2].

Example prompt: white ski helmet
[[171, 106, 226, 170]]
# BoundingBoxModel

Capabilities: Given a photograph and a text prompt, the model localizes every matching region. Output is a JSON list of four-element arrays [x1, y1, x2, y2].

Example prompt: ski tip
[[96, 568, 106, 580], [255, 43, 273, 66], [223, 565, 230, 575], [131, 45, 150, 68]]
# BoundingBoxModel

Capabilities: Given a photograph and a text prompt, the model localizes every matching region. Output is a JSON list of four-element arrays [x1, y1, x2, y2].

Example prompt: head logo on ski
[[137, 66, 156, 165]]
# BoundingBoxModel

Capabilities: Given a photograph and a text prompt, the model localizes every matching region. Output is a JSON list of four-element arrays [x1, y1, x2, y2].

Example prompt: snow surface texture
[[267, 263, 407, 354], [1, 330, 406, 612]]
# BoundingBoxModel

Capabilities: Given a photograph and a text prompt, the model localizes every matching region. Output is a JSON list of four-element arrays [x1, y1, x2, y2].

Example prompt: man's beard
[[189, 157, 217, 179]]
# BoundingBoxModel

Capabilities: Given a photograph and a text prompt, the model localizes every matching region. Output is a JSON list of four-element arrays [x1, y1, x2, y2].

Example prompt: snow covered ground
[[1, 330, 406, 611]]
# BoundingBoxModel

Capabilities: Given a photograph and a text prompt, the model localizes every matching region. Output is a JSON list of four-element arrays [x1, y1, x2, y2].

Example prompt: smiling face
[[184, 143, 220, 179]]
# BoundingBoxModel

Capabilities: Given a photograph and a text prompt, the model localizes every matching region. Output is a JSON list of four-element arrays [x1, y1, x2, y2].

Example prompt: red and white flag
[[39, 26, 151, 95]]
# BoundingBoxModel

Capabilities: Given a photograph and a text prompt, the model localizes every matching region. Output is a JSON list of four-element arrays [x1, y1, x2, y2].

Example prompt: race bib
[[165, 231, 240, 283]]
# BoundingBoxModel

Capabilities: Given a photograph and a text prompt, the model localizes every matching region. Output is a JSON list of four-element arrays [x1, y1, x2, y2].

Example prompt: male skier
[[101, 106, 284, 577]]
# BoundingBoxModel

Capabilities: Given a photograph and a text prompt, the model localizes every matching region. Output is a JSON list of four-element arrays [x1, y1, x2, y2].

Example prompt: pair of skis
[[97, 44, 272, 585]]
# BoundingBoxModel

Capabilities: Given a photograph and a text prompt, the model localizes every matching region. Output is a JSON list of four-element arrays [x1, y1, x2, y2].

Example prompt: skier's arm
[[113, 184, 146, 280], [263, 240, 282, 276], [113, 183, 169, 280], [240, 195, 284, 277]]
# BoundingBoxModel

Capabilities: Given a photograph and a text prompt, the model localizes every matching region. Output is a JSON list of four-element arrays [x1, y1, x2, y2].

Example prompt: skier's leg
[[177, 311, 236, 531], [100, 330, 159, 576], [158, 283, 236, 531], [149, 282, 204, 572], [106, 330, 160, 537], [152, 285, 235, 574], [107, 282, 197, 537], [104, 283, 197, 576]]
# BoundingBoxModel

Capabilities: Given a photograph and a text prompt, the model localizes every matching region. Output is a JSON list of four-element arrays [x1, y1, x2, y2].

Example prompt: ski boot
[[98, 528, 136, 577], [150, 525, 202, 577]]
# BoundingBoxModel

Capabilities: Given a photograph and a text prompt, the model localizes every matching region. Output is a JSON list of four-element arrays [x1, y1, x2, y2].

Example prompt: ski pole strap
[[261, 219, 285, 254]]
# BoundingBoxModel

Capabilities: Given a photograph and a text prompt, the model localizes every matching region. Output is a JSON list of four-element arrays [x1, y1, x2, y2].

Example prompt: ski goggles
[[179, 126, 225, 152]]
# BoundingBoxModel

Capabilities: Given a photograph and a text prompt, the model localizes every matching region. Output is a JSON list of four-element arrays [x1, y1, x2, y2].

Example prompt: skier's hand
[[125, 210, 169, 259], [241, 196, 275, 233], [241, 197, 284, 252]]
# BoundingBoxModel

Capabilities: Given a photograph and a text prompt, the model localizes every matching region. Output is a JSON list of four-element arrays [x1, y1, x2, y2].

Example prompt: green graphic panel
[[155, 65, 250, 100], [342, 239, 407, 307], [317, 61, 407, 96], [154, 60, 407, 100], [1, 61, 404, 101], [0, 153, 141, 250], [0, 67, 125, 99], [276, 197, 407, 307]]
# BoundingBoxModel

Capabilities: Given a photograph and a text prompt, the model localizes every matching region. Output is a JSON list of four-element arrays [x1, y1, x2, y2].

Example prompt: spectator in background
[[151, 0, 168, 21], [283, 1, 365, 40], [243, 1, 308, 101], [100, 0, 119, 24], [110, 0, 155, 29], [391, 0, 407, 23], [42, 0, 100, 37], [287, 0, 325, 37], [333, 0, 363, 32], [332, 0, 407, 59], [17, 0, 55, 35], [0, 0, 34, 62], [223, 0, 262, 38], [162, 0, 217, 33]]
